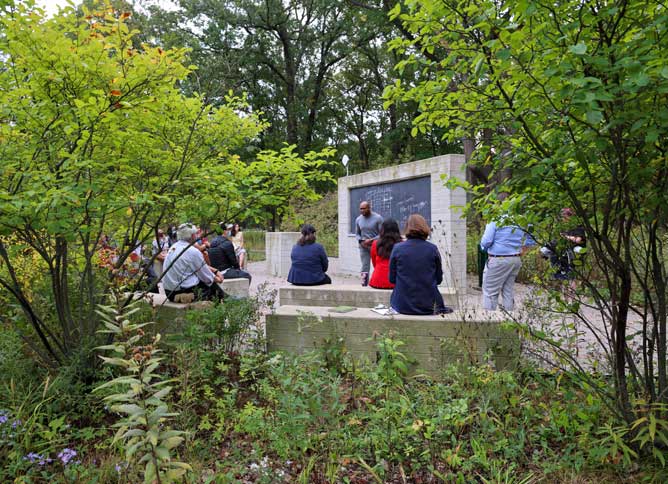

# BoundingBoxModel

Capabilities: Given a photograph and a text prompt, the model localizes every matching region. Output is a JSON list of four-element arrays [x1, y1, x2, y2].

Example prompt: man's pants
[[482, 256, 522, 310], [359, 246, 371, 273], [223, 268, 252, 283]]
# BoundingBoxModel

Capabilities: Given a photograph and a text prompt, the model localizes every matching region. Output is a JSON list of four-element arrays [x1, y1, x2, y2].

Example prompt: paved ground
[[248, 257, 499, 309]]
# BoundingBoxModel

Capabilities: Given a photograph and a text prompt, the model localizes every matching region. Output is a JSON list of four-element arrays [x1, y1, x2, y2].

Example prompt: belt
[[488, 254, 520, 258]]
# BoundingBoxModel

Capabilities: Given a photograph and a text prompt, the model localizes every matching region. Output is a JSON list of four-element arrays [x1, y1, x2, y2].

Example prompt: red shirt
[[369, 239, 396, 289]]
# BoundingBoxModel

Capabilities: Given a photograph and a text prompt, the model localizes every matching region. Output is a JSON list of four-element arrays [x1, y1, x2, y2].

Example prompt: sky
[[34, 0, 179, 16], [35, 0, 72, 16]]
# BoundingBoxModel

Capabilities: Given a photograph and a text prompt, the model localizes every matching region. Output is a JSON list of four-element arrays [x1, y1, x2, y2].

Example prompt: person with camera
[[539, 208, 586, 298]]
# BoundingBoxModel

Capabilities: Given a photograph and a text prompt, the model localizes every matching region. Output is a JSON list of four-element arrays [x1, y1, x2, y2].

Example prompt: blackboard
[[349, 176, 431, 234]]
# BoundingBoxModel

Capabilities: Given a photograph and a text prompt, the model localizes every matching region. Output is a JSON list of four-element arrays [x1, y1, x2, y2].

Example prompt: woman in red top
[[370, 219, 402, 289]]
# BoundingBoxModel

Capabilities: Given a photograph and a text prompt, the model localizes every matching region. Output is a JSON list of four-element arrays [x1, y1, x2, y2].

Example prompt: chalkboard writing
[[349, 176, 431, 234]]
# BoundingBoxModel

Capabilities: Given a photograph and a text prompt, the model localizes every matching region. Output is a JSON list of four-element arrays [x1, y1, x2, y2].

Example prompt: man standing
[[355, 200, 383, 286], [480, 217, 535, 311], [162, 223, 224, 303]]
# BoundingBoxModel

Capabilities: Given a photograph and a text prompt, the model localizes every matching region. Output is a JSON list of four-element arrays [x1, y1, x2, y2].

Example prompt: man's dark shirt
[[208, 236, 239, 272]]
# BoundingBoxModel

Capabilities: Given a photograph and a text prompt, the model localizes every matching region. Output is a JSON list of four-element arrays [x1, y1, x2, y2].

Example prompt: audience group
[[98, 221, 251, 304], [103, 199, 578, 314], [288, 202, 453, 315]]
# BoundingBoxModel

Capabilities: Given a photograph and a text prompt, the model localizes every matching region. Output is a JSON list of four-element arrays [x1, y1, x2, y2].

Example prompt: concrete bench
[[266, 305, 518, 374], [279, 284, 459, 309], [134, 278, 251, 325], [218, 278, 251, 299]]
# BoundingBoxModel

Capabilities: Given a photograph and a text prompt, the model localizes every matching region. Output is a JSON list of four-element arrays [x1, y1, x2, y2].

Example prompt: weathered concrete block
[[135, 277, 251, 328], [266, 306, 519, 374], [218, 278, 250, 299], [279, 284, 459, 309], [266, 232, 300, 278]]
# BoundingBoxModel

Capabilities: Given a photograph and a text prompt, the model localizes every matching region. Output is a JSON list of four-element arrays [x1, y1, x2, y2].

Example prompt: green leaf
[[569, 43, 587, 55], [111, 403, 145, 416]]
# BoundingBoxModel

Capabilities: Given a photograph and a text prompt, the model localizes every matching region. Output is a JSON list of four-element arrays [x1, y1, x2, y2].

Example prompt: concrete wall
[[338, 154, 467, 292], [267, 306, 518, 373], [266, 232, 300, 277]]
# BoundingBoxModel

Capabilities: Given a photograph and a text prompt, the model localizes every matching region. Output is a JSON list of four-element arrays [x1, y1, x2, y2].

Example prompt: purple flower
[[58, 448, 77, 466], [11, 419, 21, 429], [24, 452, 52, 466], [0, 415, 8, 425]]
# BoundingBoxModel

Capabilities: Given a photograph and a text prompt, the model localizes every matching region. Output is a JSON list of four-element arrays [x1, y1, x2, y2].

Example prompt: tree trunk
[[278, 29, 298, 147]]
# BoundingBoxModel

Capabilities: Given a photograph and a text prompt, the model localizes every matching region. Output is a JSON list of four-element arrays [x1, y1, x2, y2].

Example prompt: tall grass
[[243, 230, 266, 262]]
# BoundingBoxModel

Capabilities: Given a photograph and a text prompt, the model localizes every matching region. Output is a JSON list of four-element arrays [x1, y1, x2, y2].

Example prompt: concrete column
[[266, 232, 300, 278]]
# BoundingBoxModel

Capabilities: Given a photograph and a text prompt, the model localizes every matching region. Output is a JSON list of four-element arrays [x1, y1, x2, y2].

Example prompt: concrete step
[[266, 305, 518, 374], [279, 284, 459, 309]]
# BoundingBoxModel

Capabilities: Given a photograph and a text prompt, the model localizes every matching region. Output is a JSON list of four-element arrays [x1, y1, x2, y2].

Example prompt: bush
[[281, 192, 338, 256]]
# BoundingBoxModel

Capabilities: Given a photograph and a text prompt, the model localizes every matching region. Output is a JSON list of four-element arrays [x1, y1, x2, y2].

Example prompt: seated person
[[207, 224, 252, 282], [287, 224, 331, 286], [229, 223, 247, 269], [369, 218, 402, 289], [389, 214, 451, 315], [151, 228, 170, 278], [162, 223, 225, 303]]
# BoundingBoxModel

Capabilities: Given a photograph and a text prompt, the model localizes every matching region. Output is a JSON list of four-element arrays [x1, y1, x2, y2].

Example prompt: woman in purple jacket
[[389, 214, 450, 315], [287, 224, 331, 286]]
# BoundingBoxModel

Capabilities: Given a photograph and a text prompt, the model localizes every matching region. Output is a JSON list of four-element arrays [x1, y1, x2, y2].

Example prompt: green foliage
[[281, 191, 339, 256], [0, 3, 328, 367], [95, 297, 191, 483], [387, 0, 668, 426], [239, 144, 337, 228], [156, 333, 655, 481], [0, 377, 86, 482], [242, 230, 266, 262], [182, 296, 266, 358]]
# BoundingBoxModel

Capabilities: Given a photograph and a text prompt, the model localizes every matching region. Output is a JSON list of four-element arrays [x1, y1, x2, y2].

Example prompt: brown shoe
[[174, 292, 195, 304]]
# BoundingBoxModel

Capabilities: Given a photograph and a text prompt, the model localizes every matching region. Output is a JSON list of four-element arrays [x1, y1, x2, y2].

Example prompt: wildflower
[[0, 413, 8, 425], [58, 448, 77, 466], [11, 419, 22, 429], [24, 452, 52, 466]]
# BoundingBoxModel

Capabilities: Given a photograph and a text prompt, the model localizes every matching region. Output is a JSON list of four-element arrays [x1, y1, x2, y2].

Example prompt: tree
[[386, 0, 668, 423], [0, 2, 328, 366], [147, 0, 366, 152]]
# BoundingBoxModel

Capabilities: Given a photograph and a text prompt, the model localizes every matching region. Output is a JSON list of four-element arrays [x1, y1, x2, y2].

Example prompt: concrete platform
[[134, 278, 251, 326], [266, 305, 518, 373], [279, 284, 459, 309]]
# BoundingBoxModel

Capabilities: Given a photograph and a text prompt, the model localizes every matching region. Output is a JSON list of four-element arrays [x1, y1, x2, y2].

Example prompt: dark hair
[[376, 219, 401, 258], [404, 214, 430, 240], [298, 224, 317, 246]]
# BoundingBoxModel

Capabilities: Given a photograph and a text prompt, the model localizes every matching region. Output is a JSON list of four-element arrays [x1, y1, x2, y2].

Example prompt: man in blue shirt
[[480, 218, 536, 310]]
